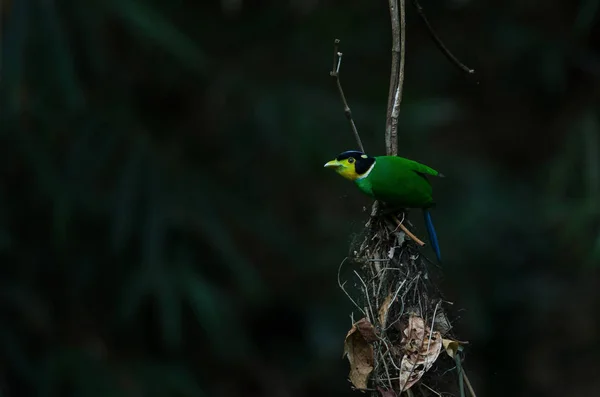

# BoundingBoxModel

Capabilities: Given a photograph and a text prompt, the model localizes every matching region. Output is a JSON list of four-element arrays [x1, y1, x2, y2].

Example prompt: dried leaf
[[402, 316, 426, 350], [377, 386, 397, 397], [442, 338, 460, 358], [378, 293, 394, 327], [398, 315, 443, 391], [343, 318, 376, 389], [355, 317, 378, 343]]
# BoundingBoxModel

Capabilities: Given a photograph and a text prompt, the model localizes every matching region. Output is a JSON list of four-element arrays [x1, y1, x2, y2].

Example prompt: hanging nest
[[339, 208, 471, 397]]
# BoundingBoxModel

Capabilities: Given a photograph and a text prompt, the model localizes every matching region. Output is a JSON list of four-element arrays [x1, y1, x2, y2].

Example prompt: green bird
[[324, 150, 444, 262]]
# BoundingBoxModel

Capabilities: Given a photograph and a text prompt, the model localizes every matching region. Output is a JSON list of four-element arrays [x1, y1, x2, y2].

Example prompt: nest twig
[[340, 211, 461, 396]]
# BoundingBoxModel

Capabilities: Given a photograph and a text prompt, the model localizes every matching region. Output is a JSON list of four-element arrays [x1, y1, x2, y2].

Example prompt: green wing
[[377, 156, 443, 179], [366, 156, 441, 208], [397, 157, 443, 178]]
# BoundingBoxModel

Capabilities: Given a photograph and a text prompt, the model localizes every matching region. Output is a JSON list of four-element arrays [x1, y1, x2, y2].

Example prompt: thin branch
[[382, 278, 406, 330], [426, 300, 441, 352], [378, 350, 394, 391], [385, 0, 400, 130], [338, 258, 367, 316], [463, 371, 477, 397], [421, 383, 442, 397], [393, 215, 425, 246], [330, 39, 365, 153], [385, 0, 405, 156], [411, 0, 475, 75], [354, 270, 376, 323], [375, 256, 385, 308]]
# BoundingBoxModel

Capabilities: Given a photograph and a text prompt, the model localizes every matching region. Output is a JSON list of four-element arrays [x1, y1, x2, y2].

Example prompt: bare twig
[[379, 350, 394, 391], [411, 0, 475, 75], [426, 300, 441, 352], [382, 279, 406, 330], [354, 270, 376, 322], [330, 39, 365, 153], [393, 215, 425, 246], [463, 371, 477, 397], [375, 259, 386, 308], [338, 258, 367, 316], [385, 0, 406, 156], [421, 383, 442, 397], [386, 346, 401, 371]]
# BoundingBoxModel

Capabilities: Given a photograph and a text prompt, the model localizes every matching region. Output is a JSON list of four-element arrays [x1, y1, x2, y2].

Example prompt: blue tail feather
[[423, 209, 441, 263]]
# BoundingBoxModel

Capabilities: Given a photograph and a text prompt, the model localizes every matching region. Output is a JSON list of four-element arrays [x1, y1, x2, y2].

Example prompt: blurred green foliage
[[1, 0, 599, 397]]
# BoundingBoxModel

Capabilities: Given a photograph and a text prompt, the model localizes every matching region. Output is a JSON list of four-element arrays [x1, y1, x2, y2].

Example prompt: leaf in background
[[549, 109, 600, 264], [71, 1, 108, 78], [493, 22, 540, 56], [539, 43, 567, 94], [178, 267, 220, 334], [545, 125, 579, 202], [213, 189, 299, 268], [36, 349, 77, 397], [0, 185, 10, 251], [400, 97, 463, 137], [581, 109, 600, 204], [178, 264, 248, 357], [132, 361, 205, 397], [111, 138, 145, 252], [0, 328, 34, 385], [574, 0, 600, 37], [15, 131, 70, 247], [65, 123, 121, 214], [38, 349, 123, 397], [189, 178, 264, 301], [161, 366, 206, 397], [36, 0, 84, 110], [591, 233, 600, 264], [142, 160, 183, 349], [0, 0, 30, 113], [580, 109, 600, 264], [104, 0, 208, 73], [141, 147, 166, 274], [0, 283, 52, 335], [156, 274, 182, 350], [119, 270, 152, 322], [119, 151, 167, 329]]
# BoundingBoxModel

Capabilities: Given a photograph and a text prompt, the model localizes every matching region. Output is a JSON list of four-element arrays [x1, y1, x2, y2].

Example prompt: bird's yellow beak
[[324, 159, 341, 168]]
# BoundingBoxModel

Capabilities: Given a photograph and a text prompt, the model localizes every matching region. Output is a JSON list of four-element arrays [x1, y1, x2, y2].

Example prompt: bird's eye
[[348, 157, 355, 164]]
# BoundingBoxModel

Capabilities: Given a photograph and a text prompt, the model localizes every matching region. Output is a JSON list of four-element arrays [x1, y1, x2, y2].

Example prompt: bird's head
[[324, 150, 376, 181]]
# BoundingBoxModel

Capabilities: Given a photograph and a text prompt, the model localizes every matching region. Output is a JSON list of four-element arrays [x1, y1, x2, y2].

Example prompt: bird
[[324, 150, 444, 262]]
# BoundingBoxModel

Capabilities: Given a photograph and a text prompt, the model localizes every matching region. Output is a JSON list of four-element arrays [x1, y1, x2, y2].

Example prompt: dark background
[[1, 0, 600, 396]]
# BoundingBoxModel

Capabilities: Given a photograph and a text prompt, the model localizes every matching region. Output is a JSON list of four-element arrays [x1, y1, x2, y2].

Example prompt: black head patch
[[335, 150, 375, 175], [336, 150, 365, 161]]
